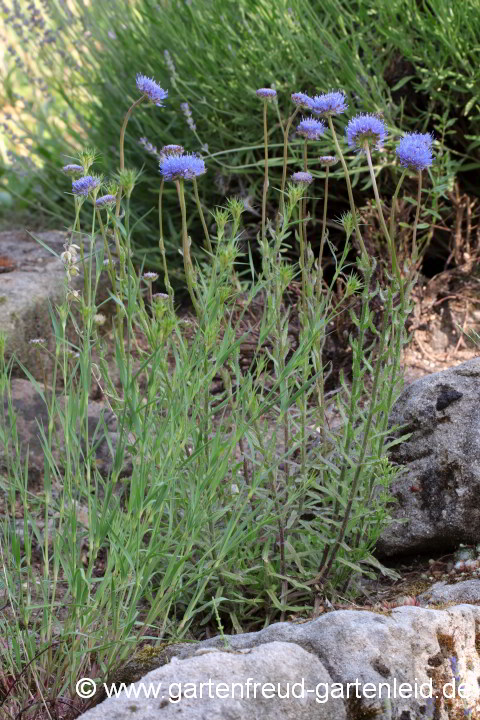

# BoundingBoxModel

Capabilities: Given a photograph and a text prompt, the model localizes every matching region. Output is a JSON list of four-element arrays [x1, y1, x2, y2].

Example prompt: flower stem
[[176, 179, 202, 318], [158, 179, 174, 311], [193, 177, 212, 256], [327, 115, 367, 258], [116, 95, 145, 218], [389, 169, 407, 246], [364, 144, 400, 284], [316, 166, 329, 300], [412, 170, 423, 267], [279, 106, 300, 225], [261, 100, 269, 244]]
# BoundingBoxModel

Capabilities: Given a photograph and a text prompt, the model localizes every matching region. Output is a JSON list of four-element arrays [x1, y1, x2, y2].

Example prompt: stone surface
[[0, 229, 113, 379], [377, 357, 480, 557], [80, 642, 341, 720], [1, 378, 132, 483], [419, 580, 480, 606], [79, 605, 480, 720]]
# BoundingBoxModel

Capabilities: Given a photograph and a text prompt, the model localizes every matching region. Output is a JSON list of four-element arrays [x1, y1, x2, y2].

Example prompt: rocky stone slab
[[419, 580, 480, 606], [79, 605, 480, 720], [0, 229, 113, 380], [377, 357, 480, 557]]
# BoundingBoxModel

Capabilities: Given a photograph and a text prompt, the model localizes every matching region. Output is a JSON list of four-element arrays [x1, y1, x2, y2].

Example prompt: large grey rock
[[80, 642, 341, 720], [1, 378, 132, 483], [377, 357, 480, 557], [419, 580, 480, 606], [0, 229, 113, 379], [79, 605, 480, 720]]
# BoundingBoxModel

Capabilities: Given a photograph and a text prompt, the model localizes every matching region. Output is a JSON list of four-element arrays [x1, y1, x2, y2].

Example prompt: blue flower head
[[95, 194, 116, 208], [162, 144, 185, 156], [296, 116, 326, 140], [72, 175, 99, 196], [396, 132, 434, 171], [346, 114, 387, 152], [291, 171, 313, 185], [310, 91, 347, 117], [291, 92, 313, 109], [159, 153, 206, 181], [256, 88, 277, 100], [62, 164, 84, 177], [318, 155, 338, 166], [136, 74, 168, 106]]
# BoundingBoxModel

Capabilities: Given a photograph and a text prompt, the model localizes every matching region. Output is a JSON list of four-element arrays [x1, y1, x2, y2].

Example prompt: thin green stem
[[261, 100, 269, 244], [316, 167, 329, 300], [115, 94, 145, 221], [158, 179, 174, 311], [192, 177, 212, 256], [176, 179, 202, 317], [389, 169, 407, 246], [279, 106, 300, 224], [327, 115, 366, 258], [412, 170, 423, 267]]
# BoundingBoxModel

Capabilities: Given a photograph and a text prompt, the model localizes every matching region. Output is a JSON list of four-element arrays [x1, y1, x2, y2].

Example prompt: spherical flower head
[[62, 164, 84, 177], [161, 144, 184, 157], [310, 91, 347, 117], [95, 194, 116, 208], [318, 155, 338, 166], [396, 132, 434, 171], [291, 92, 313, 109], [291, 171, 313, 185], [136, 73, 168, 107], [159, 153, 206, 181], [346, 114, 388, 152], [72, 175, 99, 196], [143, 272, 159, 281], [296, 116, 326, 140], [256, 88, 277, 100]]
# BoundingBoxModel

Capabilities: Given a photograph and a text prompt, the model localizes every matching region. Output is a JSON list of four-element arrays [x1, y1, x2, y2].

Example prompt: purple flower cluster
[[72, 175, 99, 196], [95, 194, 116, 208], [162, 144, 185, 156], [291, 92, 313, 109], [296, 116, 326, 140], [310, 91, 347, 116], [159, 153, 206, 181], [62, 164, 84, 177], [136, 74, 168, 107], [345, 114, 387, 152], [256, 88, 277, 99], [291, 171, 313, 185], [396, 132, 433, 171]]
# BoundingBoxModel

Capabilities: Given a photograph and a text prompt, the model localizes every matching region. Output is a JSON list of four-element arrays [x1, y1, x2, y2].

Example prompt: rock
[[377, 357, 480, 557], [418, 580, 480, 606], [1, 378, 132, 483], [79, 642, 341, 720], [78, 605, 480, 720], [0, 229, 114, 380]]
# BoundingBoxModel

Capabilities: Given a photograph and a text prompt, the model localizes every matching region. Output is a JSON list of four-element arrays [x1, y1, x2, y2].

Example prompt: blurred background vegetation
[[1, 0, 479, 286]]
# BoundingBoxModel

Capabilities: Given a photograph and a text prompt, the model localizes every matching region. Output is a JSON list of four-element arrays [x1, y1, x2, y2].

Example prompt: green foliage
[[2, 0, 478, 275]]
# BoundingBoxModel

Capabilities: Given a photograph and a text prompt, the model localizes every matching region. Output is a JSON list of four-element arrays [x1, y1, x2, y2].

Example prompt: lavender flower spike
[[310, 91, 347, 117], [396, 132, 434, 171], [72, 175, 99, 196], [159, 153, 206, 181], [291, 171, 313, 185], [256, 88, 277, 99], [346, 114, 388, 152], [62, 164, 84, 177], [296, 116, 326, 140], [136, 73, 168, 107], [95, 194, 116, 207]]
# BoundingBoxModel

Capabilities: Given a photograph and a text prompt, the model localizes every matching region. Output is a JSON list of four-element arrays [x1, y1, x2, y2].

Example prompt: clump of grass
[[0, 73, 437, 717]]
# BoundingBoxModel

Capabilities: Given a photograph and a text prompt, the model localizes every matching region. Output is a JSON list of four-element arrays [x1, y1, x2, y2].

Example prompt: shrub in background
[[1, 0, 477, 285]]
